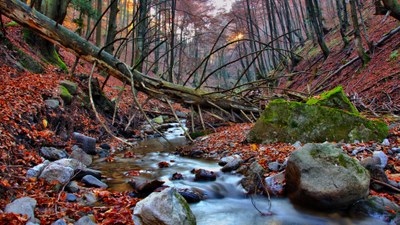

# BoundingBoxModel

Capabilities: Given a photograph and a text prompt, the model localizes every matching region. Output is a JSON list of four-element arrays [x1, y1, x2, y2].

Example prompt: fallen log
[[0, 0, 259, 114]]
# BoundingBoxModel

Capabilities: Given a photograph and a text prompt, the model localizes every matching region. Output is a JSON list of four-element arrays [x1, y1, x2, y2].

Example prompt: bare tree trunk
[[306, 0, 330, 58], [336, 0, 350, 47], [96, 0, 102, 46], [167, 0, 176, 83], [350, 0, 370, 65], [104, 0, 118, 54]]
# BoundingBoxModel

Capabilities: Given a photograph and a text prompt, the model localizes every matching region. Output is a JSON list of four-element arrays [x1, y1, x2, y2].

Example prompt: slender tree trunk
[[104, 0, 118, 54], [96, 0, 102, 46], [336, 0, 350, 47], [167, 0, 176, 83], [306, 0, 330, 58], [350, 0, 370, 64]]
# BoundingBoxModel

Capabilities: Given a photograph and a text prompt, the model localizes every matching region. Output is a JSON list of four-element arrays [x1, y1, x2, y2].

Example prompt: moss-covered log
[[0, 0, 258, 114]]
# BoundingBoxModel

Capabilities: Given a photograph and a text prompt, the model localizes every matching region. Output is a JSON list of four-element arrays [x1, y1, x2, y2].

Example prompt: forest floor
[[0, 2, 400, 224]]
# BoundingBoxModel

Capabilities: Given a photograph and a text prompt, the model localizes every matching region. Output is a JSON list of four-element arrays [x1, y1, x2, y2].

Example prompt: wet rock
[[285, 143, 370, 209], [221, 156, 243, 172], [350, 196, 400, 224], [99, 143, 111, 150], [81, 175, 108, 188], [129, 179, 165, 196], [218, 155, 241, 166], [40, 147, 68, 161], [71, 147, 92, 166], [45, 99, 60, 109], [265, 171, 285, 196], [74, 215, 97, 225], [66, 181, 81, 193], [39, 163, 74, 184], [193, 169, 217, 181], [26, 160, 50, 178], [72, 132, 96, 155], [189, 150, 204, 158], [5, 197, 37, 221], [240, 162, 266, 195], [171, 172, 184, 180], [133, 187, 196, 225], [75, 168, 102, 180], [158, 161, 170, 168], [178, 188, 204, 203], [51, 219, 67, 225], [66, 193, 77, 202]]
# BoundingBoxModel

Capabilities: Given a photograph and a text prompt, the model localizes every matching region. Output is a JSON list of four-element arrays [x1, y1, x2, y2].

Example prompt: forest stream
[[92, 124, 387, 225]]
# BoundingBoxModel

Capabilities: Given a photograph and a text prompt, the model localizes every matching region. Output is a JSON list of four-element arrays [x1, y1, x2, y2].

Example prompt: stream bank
[[92, 134, 391, 225]]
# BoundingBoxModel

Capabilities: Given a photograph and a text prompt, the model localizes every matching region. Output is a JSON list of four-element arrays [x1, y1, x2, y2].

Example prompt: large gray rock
[[40, 147, 68, 161], [247, 99, 388, 144], [350, 196, 400, 224], [81, 175, 108, 188], [5, 197, 37, 221], [220, 155, 243, 172], [26, 160, 50, 178], [285, 143, 370, 209], [53, 158, 86, 171], [133, 188, 196, 225], [39, 163, 74, 184], [72, 132, 97, 155], [71, 147, 92, 166]]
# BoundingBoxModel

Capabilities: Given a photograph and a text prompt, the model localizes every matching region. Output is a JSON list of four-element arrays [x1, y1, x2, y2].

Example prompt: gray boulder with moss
[[247, 99, 388, 144], [133, 187, 196, 225], [306, 86, 359, 114], [285, 143, 370, 209], [59, 85, 73, 105]]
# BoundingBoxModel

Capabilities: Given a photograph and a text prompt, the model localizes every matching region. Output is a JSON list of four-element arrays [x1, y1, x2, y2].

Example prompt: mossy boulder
[[59, 85, 73, 105], [306, 86, 359, 115], [285, 143, 370, 209], [60, 80, 78, 95], [247, 100, 388, 144]]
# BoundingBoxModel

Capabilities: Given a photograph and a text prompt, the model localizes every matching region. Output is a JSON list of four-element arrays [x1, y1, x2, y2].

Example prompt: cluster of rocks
[[5, 133, 112, 224]]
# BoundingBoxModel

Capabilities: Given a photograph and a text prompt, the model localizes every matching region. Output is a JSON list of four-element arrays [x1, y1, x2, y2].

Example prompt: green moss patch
[[306, 86, 359, 115], [59, 85, 73, 105], [247, 100, 388, 144]]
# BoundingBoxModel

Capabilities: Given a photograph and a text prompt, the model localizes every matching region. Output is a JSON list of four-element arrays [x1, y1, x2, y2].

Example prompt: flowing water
[[92, 125, 387, 225]]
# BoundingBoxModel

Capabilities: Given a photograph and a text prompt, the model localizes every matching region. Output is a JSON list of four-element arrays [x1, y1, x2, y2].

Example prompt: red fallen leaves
[[0, 213, 28, 225]]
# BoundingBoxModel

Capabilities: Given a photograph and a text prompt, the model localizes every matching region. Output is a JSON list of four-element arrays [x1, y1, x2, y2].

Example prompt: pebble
[[381, 138, 390, 146], [66, 193, 77, 202], [373, 151, 388, 168]]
